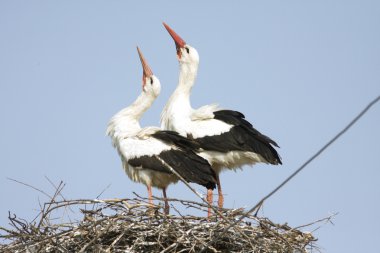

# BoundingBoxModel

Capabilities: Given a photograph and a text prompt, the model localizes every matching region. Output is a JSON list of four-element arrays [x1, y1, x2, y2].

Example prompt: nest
[[0, 192, 320, 253]]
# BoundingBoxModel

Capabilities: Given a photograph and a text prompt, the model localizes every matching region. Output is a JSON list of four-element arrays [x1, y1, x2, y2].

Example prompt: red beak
[[163, 22, 186, 55], [136, 47, 153, 87]]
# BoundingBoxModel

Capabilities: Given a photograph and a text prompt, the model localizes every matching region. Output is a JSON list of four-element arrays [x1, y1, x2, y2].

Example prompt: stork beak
[[163, 22, 186, 58], [137, 46, 153, 88]]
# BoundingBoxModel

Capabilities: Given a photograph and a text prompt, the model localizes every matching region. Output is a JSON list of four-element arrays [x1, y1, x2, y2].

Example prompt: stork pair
[[107, 23, 282, 217]]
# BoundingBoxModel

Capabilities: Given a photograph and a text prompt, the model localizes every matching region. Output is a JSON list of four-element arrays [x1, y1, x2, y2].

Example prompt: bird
[[107, 47, 217, 215], [160, 22, 282, 210]]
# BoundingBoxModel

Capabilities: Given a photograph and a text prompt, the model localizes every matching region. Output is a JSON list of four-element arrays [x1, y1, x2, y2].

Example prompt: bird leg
[[162, 187, 170, 215], [206, 188, 213, 218], [147, 185, 153, 206], [216, 175, 224, 209]]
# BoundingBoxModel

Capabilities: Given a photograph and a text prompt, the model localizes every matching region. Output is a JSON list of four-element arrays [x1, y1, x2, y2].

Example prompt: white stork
[[107, 47, 216, 214], [160, 23, 282, 210]]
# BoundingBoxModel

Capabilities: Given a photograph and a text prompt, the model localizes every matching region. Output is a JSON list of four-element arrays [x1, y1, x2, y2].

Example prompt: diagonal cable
[[200, 95, 380, 252]]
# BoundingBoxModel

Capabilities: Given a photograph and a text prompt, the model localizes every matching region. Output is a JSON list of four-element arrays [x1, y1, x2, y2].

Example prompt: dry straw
[[0, 184, 322, 253]]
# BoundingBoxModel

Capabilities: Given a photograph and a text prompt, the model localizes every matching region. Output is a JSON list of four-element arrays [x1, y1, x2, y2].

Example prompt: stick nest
[[1, 195, 318, 253]]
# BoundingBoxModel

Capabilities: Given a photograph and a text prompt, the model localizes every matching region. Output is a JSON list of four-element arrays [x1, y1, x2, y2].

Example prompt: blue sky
[[1, 1, 379, 252]]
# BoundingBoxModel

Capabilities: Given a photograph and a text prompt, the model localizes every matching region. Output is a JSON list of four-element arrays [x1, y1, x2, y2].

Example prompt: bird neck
[[177, 60, 198, 94], [160, 61, 198, 130], [127, 91, 156, 121], [170, 61, 199, 108], [107, 91, 156, 140]]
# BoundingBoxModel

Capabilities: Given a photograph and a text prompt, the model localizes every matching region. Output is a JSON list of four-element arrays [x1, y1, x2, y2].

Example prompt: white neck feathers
[[107, 91, 156, 144], [160, 61, 199, 130]]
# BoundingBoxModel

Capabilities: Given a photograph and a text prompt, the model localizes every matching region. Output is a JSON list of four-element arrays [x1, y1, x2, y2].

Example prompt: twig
[[37, 181, 65, 229], [44, 177, 74, 223], [154, 156, 253, 244], [106, 231, 125, 252], [96, 183, 112, 199], [0, 196, 320, 252], [293, 212, 338, 230], [159, 242, 177, 253], [7, 178, 52, 199]]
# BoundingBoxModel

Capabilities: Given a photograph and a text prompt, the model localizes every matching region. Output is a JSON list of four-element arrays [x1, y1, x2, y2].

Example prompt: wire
[[200, 95, 380, 252]]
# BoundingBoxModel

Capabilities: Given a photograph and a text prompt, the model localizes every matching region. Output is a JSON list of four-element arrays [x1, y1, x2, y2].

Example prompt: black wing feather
[[128, 155, 171, 174], [195, 110, 282, 165], [151, 130, 201, 151], [130, 131, 217, 189], [159, 150, 216, 190]]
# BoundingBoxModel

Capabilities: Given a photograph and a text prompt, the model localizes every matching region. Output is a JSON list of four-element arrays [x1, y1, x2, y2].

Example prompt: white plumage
[[117, 129, 178, 188], [106, 48, 175, 209], [161, 23, 282, 209], [107, 47, 216, 215]]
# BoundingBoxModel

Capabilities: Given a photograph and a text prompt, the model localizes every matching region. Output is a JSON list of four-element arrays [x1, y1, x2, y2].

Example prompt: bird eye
[[185, 47, 190, 54], [150, 77, 153, 85]]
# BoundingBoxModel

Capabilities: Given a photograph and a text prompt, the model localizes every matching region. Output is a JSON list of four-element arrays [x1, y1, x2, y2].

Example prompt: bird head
[[163, 22, 199, 65], [137, 47, 161, 98]]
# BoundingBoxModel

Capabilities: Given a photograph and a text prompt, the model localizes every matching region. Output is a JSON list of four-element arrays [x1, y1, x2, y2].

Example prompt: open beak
[[137, 46, 153, 88], [163, 22, 186, 58]]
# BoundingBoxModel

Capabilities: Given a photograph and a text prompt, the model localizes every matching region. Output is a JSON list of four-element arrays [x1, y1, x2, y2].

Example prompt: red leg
[[207, 188, 213, 218], [163, 188, 169, 215], [147, 185, 153, 206], [216, 175, 224, 209]]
